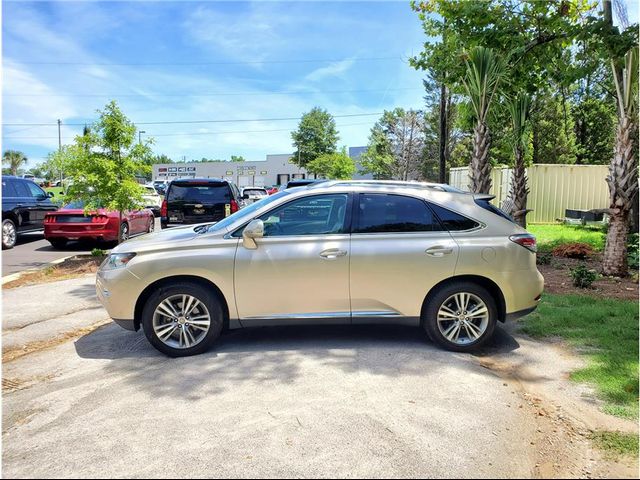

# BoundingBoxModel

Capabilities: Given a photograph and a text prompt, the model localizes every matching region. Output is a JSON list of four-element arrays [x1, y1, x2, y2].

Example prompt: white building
[[152, 148, 370, 188]]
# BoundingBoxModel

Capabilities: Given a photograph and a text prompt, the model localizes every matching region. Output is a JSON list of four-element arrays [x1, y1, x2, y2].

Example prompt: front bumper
[[96, 268, 142, 322]]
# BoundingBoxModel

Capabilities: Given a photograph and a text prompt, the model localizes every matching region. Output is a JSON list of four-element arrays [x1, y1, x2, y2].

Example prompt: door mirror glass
[[47, 191, 55, 198], [242, 219, 264, 250]]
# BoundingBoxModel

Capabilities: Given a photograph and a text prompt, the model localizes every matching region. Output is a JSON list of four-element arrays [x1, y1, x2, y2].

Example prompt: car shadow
[[73, 322, 522, 399]]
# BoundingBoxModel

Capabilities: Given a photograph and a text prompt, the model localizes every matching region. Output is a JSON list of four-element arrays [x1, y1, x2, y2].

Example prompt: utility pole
[[138, 130, 146, 145], [57, 119, 62, 186]]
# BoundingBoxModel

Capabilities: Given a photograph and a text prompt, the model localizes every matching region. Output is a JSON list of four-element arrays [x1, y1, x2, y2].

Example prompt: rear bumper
[[45, 226, 118, 241], [505, 305, 538, 321]]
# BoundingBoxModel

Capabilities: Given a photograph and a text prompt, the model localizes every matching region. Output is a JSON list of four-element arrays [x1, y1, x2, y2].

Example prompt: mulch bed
[[538, 255, 638, 301], [3, 255, 106, 289]]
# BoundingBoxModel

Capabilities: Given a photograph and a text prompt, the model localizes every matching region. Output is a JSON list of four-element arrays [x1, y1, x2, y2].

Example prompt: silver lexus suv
[[96, 181, 544, 357]]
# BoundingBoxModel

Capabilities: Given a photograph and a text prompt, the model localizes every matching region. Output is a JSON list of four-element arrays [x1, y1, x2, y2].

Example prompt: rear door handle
[[425, 246, 453, 257], [319, 249, 347, 259]]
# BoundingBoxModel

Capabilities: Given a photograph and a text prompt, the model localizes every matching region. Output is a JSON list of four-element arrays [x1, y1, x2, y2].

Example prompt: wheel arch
[[420, 275, 506, 324], [133, 275, 230, 332]]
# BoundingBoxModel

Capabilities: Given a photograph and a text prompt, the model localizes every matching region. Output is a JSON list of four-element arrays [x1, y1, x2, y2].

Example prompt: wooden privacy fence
[[448, 164, 610, 224]]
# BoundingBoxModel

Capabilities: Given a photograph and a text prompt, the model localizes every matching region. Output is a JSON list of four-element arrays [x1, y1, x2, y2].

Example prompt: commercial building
[[152, 147, 370, 187]]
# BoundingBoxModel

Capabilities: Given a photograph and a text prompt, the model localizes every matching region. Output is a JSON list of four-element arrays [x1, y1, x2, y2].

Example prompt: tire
[[48, 238, 68, 249], [142, 282, 224, 357], [422, 281, 497, 352], [2, 219, 17, 250], [147, 217, 155, 233]]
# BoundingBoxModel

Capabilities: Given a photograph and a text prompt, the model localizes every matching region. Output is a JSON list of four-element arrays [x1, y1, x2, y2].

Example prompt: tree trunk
[[469, 121, 492, 194], [510, 146, 529, 228], [439, 83, 447, 183], [118, 210, 123, 244], [603, 116, 638, 276], [603, 210, 629, 276]]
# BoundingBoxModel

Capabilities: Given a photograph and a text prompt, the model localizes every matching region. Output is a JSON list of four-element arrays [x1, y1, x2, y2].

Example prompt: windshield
[[206, 189, 292, 233]]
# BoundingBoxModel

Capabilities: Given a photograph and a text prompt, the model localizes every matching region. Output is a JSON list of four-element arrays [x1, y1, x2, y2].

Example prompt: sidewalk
[[2, 274, 109, 352]]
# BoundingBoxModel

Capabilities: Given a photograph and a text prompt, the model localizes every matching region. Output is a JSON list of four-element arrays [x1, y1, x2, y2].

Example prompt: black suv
[[2, 176, 58, 249], [161, 178, 243, 229]]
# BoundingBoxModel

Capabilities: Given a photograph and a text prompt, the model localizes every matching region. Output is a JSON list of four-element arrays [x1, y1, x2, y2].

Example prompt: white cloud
[[306, 58, 355, 82]]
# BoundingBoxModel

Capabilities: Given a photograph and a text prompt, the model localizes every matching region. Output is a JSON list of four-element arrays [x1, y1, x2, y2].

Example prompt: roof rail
[[313, 179, 465, 193]]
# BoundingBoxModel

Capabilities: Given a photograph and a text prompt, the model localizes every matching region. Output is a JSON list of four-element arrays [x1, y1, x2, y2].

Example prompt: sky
[[2, 1, 428, 169], [2, 1, 638, 171]]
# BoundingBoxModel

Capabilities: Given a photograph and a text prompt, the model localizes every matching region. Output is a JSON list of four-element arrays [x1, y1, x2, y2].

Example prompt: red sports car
[[44, 201, 155, 249]]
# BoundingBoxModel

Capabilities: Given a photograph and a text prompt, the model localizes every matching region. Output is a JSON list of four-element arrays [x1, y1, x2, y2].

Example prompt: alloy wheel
[[436, 292, 490, 345], [3, 221, 16, 248], [152, 294, 211, 349], [121, 223, 129, 241]]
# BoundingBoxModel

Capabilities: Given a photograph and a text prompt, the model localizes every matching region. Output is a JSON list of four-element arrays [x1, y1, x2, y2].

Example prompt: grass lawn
[[520, 294, 639, 419], [590, 431, 639, 458], [528, 224, 607, 252]]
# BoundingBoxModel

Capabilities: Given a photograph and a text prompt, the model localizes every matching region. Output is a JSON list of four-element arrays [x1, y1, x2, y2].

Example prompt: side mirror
[[47, 191, 55, 198], [242, 219, 264, 250], [242, 193, 250, 200]]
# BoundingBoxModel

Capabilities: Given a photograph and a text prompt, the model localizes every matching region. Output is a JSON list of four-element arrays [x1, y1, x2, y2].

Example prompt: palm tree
[[507, 94, 531, 228], [461, 47, 505, 194], [603, 47, 638, 276], [2, 150, 28, 176]]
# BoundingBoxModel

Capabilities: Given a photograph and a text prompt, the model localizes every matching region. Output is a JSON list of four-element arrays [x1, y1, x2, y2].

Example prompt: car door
[[12, 179, 38, 231], [349, 193, 460, 323], [234, 193, 352, 324]]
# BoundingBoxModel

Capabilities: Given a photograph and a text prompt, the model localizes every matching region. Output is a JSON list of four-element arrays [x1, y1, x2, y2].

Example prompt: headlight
[[100, 253, 137, 271]]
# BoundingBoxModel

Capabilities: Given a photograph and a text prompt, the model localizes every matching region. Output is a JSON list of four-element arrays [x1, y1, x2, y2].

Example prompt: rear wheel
[[422, 281, 497, 352], [142, 282, 224, 357], [48, 238, 68, 249], [2, 219, 17, 249], [147, 217, 155, 233]]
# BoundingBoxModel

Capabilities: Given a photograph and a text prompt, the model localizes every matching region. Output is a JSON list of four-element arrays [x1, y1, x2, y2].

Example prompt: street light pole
[[138, 130, 146, 145]]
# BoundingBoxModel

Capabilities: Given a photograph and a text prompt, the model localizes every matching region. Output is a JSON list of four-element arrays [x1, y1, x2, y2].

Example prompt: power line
[[18, 56, 402, 66], [5, 87, 421, 98], [2, 121, 376, 141], [3, 112, 383, 128]]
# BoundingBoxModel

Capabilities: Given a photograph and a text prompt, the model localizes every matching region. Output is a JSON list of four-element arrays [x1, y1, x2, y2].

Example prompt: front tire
[[120, 222, 129, 242], [142, 282, 224, 357], [2, 219, 17, 249], [422, 281, 497, 352]]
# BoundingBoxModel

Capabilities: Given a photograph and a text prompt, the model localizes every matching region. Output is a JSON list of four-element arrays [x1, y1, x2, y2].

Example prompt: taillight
[[230, 199, 239, 213], [510, 233, 537, 252], [45, 215, 54, 223], [91, 215, 107, 223], [161, 199, 167, 217]]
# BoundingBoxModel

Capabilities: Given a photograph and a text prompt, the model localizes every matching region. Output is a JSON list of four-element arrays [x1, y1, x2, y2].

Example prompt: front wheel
[[422, 282, 497, 352], [2, 219, 17, 249], [142, 282, 224, 357], [120, 222, 129, 242]]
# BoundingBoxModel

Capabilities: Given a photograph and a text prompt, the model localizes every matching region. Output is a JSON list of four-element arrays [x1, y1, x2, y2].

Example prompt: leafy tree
[[152, 154, 174, 164], [42, 145, 78, 183], [573, 96, 616, 165], [360, 109, 426, 181], [507, 93, 532, 227], [291, 107, 339, 168], [530, 94, 578, 164], [3, 150, 27, 176], [66, 101, 153, 243], [230, 155, 245, 162], [461, 46, 505, 193], [306, 148, 355, 180]]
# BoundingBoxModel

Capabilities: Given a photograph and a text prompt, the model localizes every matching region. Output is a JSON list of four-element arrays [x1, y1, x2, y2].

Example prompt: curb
[[2, 255, 78, 285]]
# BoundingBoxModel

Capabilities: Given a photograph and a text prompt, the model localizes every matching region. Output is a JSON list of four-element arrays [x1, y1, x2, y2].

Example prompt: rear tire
[[422, 281, 497, 352], [48, 238, 68, 249], [142, 282, 224, 357]]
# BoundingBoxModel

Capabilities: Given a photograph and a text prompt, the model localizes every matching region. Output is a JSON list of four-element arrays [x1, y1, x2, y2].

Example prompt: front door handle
[[425, 246, 453, 257], [319, 249, 347, 259]]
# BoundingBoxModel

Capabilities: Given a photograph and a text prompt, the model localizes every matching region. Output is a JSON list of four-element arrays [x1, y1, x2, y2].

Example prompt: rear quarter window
[[428, 203, 480, 231], [2, 179, 18, 197]]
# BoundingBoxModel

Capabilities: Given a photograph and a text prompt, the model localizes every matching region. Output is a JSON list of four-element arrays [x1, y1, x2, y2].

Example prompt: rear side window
[[356, 194, 442, 233], [2, 179, 17, 197], [167, 183, 231, 203], [429, 203, 480, 231], [13, 180, 32, 198]]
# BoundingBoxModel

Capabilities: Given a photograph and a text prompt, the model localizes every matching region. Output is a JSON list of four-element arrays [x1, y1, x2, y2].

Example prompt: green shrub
[[627, 233, 639, 271], [570, 265, 598, 288], [91, 248, 106, 257], [536, 253, 551, 265]]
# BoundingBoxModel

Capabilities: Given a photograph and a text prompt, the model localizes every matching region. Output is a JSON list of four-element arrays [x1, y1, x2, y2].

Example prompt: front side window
[[355, 194, 442, 233], [258, 194, 348, 237]]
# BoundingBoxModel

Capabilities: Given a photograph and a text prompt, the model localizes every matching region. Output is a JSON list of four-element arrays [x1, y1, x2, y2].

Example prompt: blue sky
[[3, 1, 638, 170], [2, 1, 427, 168]]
